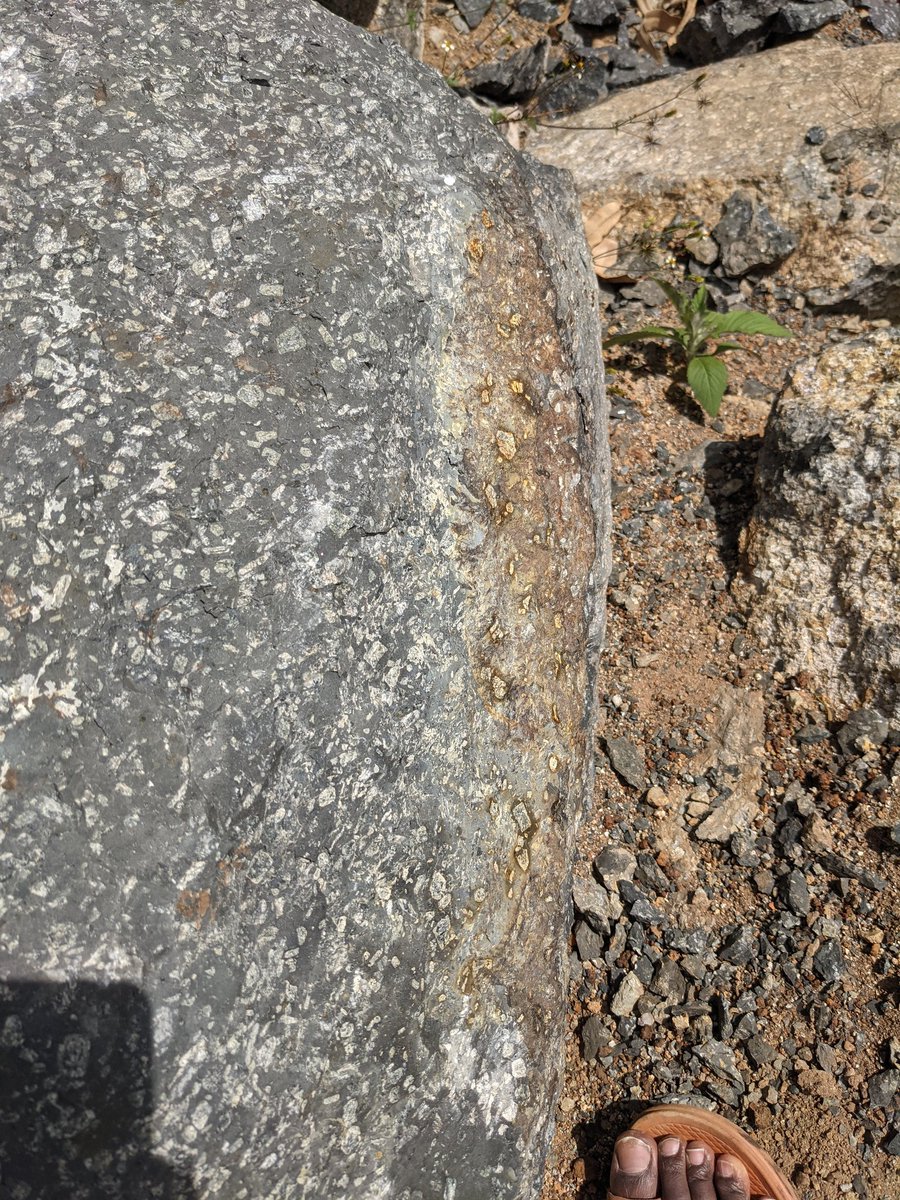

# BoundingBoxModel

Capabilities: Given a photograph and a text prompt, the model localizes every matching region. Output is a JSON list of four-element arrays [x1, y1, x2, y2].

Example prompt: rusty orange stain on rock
[[176, 889, 211, 928]]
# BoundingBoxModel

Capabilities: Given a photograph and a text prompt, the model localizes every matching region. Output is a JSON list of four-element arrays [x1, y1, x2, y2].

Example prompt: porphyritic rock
[[525, 40, 900, 317], [0, 3, 609, 1199], [737, 330, 900, 722]]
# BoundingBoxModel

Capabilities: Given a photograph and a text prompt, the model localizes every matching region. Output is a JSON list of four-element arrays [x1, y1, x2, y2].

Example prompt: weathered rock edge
[[0, 3, 609, 1200]]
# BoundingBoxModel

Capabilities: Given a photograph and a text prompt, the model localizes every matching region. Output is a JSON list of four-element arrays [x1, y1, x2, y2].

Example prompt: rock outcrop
[[736, 330, 900, 721], [525, 40, 900, 318], [0, 3, 609, 1198]]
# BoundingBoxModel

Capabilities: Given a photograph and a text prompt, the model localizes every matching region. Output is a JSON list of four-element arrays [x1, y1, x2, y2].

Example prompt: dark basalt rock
[[536, 44, 680, 115], [0, 3, 609, 1198], [677, 0, 847, 65], [451, 0, 493, 29], [714, 189, 798, 276], [570, 0, 621, 26], [519, 0, 562, 20], [867, 0, 900, 39], [465, 37, 551, 100]]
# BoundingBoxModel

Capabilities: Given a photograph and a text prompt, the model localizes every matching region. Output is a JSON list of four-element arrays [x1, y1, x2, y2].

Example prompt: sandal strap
[[608, 1194, 661, 1200]]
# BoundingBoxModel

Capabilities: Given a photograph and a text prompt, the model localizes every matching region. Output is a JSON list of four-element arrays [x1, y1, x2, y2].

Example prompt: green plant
[[605, 279, 792, 417]]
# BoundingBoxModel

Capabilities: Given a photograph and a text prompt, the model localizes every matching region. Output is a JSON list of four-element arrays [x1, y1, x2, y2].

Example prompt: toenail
[[659, 1137, 680, 1157], [686, 1147, 705, 1166], [615, 1136, 652, 1173], [716, 1159, 734, 1179]]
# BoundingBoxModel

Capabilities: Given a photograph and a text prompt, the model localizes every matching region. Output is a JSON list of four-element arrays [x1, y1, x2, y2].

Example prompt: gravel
[[549, 294, 898, 1200]]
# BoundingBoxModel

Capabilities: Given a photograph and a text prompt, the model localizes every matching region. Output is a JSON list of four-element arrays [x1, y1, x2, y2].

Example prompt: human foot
[[608, 1130, 777, 1200]]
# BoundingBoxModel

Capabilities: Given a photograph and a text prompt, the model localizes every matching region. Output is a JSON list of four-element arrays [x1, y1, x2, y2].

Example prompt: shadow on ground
[[572, 1098, 648, 1198], [702, 436, 763, 579]]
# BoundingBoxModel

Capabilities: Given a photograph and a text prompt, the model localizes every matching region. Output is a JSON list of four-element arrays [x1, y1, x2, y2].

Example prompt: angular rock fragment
[[677, 0, 847, 65], [813, 940, 847, 984], [573, 878, 622, 931], [746, 1036, 778, 1068], [694, 1040, 745, 1090], [571, 0, 622, 24], [581, 1014, 607, 1062], [867, 0, 900, 39], [713, 189, 797, 276], [692, 687, 766, 844], [610, 972, 645, 1017], [781, 869, 811, 917], [575, 920, 607, 963], [519, 0, 562, 20], [719, 926, 758, 966], [604, 736, 647, 790], [452, 0, 492, 29], [868, 1069, 899, 1109], [466, 38, 550, 100], [593, 845, 638, 890], [650, 959, 688, 1007], [837, 708, 890, 756], [536, 44, 679, 115]]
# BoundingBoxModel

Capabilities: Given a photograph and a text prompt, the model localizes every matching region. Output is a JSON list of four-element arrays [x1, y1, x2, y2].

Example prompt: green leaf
[[687, 355, 728, 417], [604, 326, 682, 347], [689, 283, 708, 315], [705, 310, 793, 338], [711, 341, 742, 354], [653, 278, 692, 322]]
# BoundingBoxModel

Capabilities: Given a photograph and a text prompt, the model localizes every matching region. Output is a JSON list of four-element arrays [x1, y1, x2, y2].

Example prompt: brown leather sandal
[[606, 1103, 798, 1200]]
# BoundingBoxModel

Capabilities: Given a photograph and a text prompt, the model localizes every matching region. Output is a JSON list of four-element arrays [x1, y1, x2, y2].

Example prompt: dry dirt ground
[[539, 307, 900, 1200]]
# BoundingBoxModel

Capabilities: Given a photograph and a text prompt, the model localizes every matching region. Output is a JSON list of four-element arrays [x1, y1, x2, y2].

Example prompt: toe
[[657, 1136, 690, 1200], [609, 1131, 659, 1199], [684, 1141, 717, 1200], [713, 1153, 752, 1200]]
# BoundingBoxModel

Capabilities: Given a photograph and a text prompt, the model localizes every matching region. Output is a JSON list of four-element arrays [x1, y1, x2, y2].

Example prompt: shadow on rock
[[0, 979, 196, 1199], [317, 0, 380, 24]]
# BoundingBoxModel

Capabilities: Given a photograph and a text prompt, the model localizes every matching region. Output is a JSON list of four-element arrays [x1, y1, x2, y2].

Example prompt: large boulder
[[524, 41, 900, 317], [736, 330, 900, 721], [0, 3, 608, 1199]]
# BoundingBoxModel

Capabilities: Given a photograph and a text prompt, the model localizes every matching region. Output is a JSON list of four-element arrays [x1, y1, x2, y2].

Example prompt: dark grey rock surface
[[677, 0, 847, 64], [714, 189, 798, 276], [466, 37, 551, 100], [0, 3, 609, 1198], [452, 0, 493, 28], [520, 0, 563, 22], [570, 0, 620, 26], [867, 0, 900, 39], [603, 735, 646, 790], [537, 44, 679, 115]]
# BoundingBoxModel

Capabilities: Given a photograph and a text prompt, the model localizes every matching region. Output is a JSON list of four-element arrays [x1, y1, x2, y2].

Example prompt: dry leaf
[[641, 11, 681, 34], [670, 0, 697, 43], [582, 200, 622, 243], [632, 0, 696, 54], [591, 237, 619, 274], [582, 200, 623, 277]]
